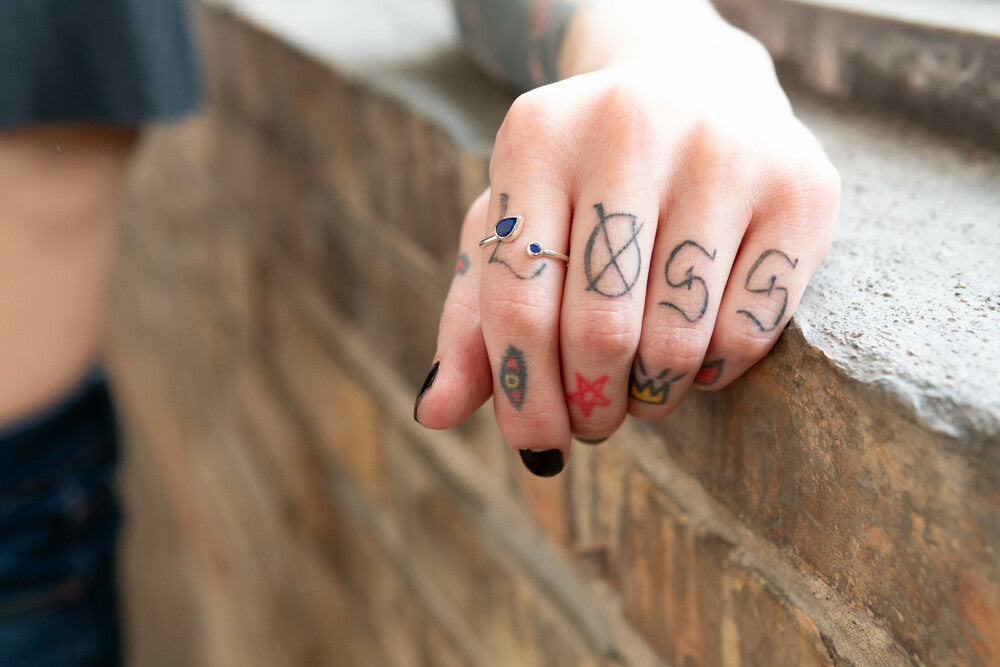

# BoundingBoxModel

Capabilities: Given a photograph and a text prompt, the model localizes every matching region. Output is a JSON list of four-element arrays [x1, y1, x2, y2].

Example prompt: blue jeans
[[0, 370, 121, 666]]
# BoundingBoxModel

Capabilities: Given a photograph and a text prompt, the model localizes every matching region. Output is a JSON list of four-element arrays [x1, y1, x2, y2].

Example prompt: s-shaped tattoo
[[659, 240, 717, 322], [736, 249, 798, 332]]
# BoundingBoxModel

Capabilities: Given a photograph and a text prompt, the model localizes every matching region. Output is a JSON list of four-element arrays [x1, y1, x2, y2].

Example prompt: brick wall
[[111, 4, 1000, 665]]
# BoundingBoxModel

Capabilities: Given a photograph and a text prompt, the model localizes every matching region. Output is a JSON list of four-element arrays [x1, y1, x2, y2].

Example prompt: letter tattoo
[[567, 373, 611, 417], [659, 240, 717, 322], [500, 345, 527, 410], [736, 250, 798, 332], [583, 204, 643, 298], [488, 193, 545, 280], [629, 355, 687, 404]]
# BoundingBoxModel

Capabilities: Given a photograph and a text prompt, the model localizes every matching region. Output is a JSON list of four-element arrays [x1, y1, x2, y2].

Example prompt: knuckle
[[591, 82, 658, 154], [650, 326, 712, 368], [765, 156, 842, 224], [564, 304, 639, 360], [726, 321, 782, 361], [485, 292, 555, 340], [496, 91, 563, 152]]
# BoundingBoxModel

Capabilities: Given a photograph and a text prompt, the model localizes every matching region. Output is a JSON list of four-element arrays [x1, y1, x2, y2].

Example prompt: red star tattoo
[[567, 373, 611, 418]]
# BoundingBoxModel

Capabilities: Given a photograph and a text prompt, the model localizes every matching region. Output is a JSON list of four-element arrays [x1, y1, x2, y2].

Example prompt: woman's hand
[[414, 9, 839, 477]]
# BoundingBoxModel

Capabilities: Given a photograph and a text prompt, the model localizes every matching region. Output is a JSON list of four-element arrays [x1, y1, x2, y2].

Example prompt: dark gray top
[[0, 0, 202, 128]]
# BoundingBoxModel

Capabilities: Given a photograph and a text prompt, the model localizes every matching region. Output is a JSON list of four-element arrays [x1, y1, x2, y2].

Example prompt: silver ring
[[479, 215, 525, 247], [526, 241, 569, 263]]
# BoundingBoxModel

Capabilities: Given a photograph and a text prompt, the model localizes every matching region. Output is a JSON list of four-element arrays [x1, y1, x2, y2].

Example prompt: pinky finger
[[414, 191, 494, 428]]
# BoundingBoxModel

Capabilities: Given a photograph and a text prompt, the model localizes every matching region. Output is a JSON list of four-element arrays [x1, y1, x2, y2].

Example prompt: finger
[[415, 190, 493, 428], [479, 170, 573, 476], [627, 163, 753, 418], [560, 171, 661, 439], [697, 163, 840, 389]]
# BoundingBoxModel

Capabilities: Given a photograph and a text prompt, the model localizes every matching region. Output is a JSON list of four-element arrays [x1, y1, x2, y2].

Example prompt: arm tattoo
[[736, 249, 798, 332], [500, 345, 527, 409], [451, 0, 582, 89], [658, 240, 717, 322], [629, 355, 687, 404], [584, 204, 643, 298], [488, 193, 546, 279]]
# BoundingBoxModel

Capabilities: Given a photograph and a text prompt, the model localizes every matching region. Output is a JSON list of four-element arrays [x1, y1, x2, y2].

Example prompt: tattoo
[[451, 0, 579, 89], [694, 359, 724, 385], [659, 241, 717, 322], [736, 250, 799, 332], [454, 252, 470, 276], [583, 204, 643, 298], [567, 372, 611, 417], [489, 193, 546, 280], [628, 356, 686, 404], [500, 345, 527, 409]]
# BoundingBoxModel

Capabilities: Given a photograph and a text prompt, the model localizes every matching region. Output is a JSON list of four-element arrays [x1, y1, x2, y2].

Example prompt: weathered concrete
[[113, 1, 1000, 664], [715, 0, 1000, 149]]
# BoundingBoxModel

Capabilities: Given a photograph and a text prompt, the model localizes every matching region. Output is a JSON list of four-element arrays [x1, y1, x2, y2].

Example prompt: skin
[[0, 124, 137, 425], [417, 0, 841, 475]]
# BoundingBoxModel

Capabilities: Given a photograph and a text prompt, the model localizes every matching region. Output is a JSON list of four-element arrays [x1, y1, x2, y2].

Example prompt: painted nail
[[518, 449, 564, 477], [575, 436, 608, 445], [413, 361, 440, 423]]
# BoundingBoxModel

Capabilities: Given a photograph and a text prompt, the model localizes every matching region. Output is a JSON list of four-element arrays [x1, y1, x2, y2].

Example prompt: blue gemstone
[[495, 217, 517, 238], [529, 243, 542, 254]]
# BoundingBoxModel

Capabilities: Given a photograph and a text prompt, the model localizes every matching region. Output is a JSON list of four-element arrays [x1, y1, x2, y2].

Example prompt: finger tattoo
[[500, 345, 527, 410], [736, 249, 798, 332], [583, 204, 643, 298], [659, 240, 717, 322], [629, 355, 687, 404]]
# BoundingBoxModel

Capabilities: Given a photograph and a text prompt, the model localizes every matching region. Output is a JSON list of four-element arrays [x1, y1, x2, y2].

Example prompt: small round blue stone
[[495, 217, 518, 238], [529, 242, 542, 255]]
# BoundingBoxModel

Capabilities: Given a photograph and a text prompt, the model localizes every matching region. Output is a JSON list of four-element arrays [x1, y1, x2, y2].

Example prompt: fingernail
[[413, 361, 440, 423], [518, 449, 564, 477], [575, 436, 607, 445]]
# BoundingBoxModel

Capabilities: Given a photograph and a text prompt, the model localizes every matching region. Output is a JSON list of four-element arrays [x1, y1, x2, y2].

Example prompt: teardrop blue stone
[[495, 217, 517, 238]]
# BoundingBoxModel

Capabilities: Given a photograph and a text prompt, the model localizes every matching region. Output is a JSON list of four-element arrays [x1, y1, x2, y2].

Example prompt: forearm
[[451, 0, 736, 90]]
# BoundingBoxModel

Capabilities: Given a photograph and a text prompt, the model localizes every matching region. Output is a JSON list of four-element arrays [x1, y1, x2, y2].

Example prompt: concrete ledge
[[114, 1, 1000, 664], [715, 0, 1000, 149]]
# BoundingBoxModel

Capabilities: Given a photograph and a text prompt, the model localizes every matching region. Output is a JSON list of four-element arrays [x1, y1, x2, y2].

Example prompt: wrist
[[558, 3, 767, 80]]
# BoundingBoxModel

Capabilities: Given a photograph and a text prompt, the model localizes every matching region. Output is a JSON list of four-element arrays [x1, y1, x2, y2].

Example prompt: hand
[[414, 23, 839, 477]]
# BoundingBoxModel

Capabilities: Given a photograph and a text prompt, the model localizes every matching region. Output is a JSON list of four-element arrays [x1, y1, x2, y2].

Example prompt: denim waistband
[[0, 369, 121, 620]]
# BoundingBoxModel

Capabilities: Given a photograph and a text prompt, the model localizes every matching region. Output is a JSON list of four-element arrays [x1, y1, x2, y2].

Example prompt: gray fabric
[[0, 0, 202, 128]]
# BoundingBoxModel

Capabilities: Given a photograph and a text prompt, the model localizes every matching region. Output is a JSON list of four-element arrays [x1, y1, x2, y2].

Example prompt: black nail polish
[[413, 361, 440, 423], [518, 449, 564, 477], [575, 436, 608, 445]]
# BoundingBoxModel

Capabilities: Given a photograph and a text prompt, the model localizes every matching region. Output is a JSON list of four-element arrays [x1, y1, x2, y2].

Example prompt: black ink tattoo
[[500, 345, 527, 410], [488, 193, 545, 280], [454, 252, 470, 275], [451, 0, 579, 89], [694, 358, 724, 385], [659, 241, 717, 322], [583, 204, 643, 298], [629, 355, 686, 404], [736, 250, 798, 332]]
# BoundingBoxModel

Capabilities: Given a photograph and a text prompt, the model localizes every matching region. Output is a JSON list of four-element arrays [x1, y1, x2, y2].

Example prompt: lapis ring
[[479, 215, 525, 247], [526, 241, 569, 263]]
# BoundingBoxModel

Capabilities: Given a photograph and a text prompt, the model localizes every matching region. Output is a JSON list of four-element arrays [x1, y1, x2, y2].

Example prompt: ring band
[[480, 215, 525, 247], [526, 241, 569, 263]]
